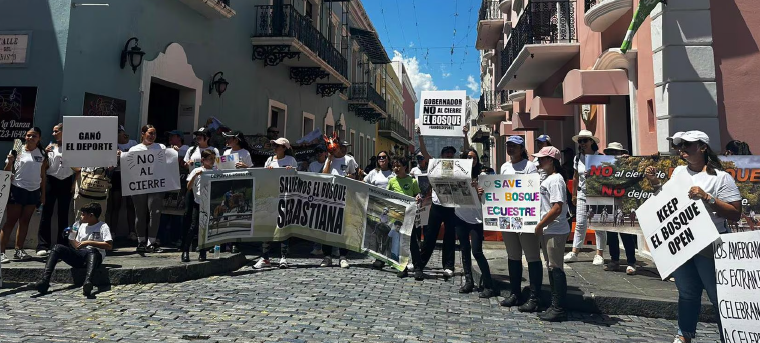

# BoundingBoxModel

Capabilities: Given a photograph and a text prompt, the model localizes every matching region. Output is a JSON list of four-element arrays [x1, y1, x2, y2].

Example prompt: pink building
[[391, 61, 418, 154]]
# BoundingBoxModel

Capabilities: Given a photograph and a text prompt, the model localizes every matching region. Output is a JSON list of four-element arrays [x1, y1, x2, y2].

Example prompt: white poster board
[[62, 116, 118, 167], [427, 159, 480, 208], [635, 171, 720, 279], [216, 153, 238, 170], [120, 149, 181, 196], [714, 231, 760, 341], [418, 90, 466, 137], [479, 174, 541, 233]]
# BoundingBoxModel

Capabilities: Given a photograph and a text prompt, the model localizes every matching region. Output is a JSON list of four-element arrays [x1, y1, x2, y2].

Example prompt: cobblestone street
[[0, 255, 721, 343]]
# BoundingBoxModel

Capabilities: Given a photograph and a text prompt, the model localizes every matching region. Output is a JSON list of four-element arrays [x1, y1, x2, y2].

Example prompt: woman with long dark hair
[[646, 131, 740, 343], [128, 125, 166, 253], [222, 130, 253, 168], [37, 123, 75, 257], [1, 127, 49, 263]]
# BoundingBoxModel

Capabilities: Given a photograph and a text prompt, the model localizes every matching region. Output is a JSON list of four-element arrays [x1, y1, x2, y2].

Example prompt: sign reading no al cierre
[[419, 90, 466, 137]]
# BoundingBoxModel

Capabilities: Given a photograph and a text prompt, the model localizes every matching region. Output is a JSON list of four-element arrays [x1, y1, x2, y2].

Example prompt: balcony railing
[[349, 83, 387, 113], [254, 5, 348, 79], [500, 0, 577, 76], [479, 0, 503, 21], [378, 117, 410, 142], [584, 0, 597, 12]]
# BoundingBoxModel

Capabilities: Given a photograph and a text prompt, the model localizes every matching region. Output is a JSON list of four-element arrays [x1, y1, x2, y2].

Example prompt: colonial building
[[375, 63, 413, 159], [390, 60, 418, 156]]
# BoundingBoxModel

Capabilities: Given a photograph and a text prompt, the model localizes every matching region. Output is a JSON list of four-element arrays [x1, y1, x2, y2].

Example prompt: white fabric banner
[[61, 116, 118, 167], [636, 171, 720, 279], [714, 231, 760, 342], [120, 149, 181, 196], [479, 174, 541, 233], [418, 90, 466, 137]]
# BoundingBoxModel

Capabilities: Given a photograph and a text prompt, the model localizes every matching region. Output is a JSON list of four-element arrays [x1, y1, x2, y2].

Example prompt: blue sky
[[361, 0, 481, 116]]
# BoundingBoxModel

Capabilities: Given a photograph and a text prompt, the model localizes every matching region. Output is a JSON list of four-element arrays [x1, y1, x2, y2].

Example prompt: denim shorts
[[9, 185, 41, 206]]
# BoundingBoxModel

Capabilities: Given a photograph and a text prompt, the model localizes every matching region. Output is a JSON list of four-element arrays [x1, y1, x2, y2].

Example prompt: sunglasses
[[578, 138, 592, 144], [377, 156, 388, 160], [671, 141, 696, 150]]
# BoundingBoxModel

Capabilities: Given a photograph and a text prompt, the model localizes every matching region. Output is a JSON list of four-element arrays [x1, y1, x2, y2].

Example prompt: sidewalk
[[471, 242, 716, 322]]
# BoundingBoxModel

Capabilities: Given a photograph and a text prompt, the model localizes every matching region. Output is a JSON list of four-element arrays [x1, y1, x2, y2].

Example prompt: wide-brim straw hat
[[572, 129, 600, 144], [603, 142, 629, 155]]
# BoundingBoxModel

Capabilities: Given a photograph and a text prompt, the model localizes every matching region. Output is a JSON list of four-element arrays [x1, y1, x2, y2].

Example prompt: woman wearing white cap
[[601, 142, 638, 275], [645, 131, 740, 343], [532, 146, 571, 322], [564, 130, 606, 266], [498, 136, 544, 312]]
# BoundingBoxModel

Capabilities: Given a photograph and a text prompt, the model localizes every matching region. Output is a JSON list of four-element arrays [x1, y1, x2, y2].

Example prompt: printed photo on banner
[[427, 158, 480, 208], [415, 174, 432, 227], [204, 174, 254, 242], [418, 90, 466, 137], [61, 116, 118, 167], [635, 171, 720, 279], [363, 187, 414, 269], [120, 149, 181, 196], [585, 155, 760, 233], [479, 174, 540, 233], [0, 171, 11, 221], [713, 231, 760, 341]]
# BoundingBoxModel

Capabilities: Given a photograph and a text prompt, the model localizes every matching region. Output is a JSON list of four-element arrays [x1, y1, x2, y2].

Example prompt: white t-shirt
[[7, 148, 45, 191], [187, 166, 214, 204], [184, 146, 220, 169], [672, 165, 742, 233], [574, 152, 599, 199], [500, 159, 538, 175], [117, 140, 138, 152], [224, 148, 253, 168], [364, 169, 395, 188], [265, 155, 298, 168], [540, 173, 570, 235], [308, 160, 324, 173], [128, 143, 166, 152], [46, 145, 74, 180], [69, 221, 113, 260], [327, 155, 358, 176], [410, 166, 426, 178]]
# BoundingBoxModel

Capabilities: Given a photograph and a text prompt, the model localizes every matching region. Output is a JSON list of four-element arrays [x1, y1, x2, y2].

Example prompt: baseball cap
[[339, 140, 351, 147], [193, 127, 210, 136], [416, 151, 425, 160], [671, 130, 709, 145], [532, 146, 561, 161], [270, 137, 291, 149], [506, 136, 524, 145], [536, 134, 551, 142]]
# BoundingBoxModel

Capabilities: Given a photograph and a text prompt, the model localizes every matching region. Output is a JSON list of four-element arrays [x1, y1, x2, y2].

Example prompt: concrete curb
[[472, 266, 716, 322], [1, 253, 249, 286]]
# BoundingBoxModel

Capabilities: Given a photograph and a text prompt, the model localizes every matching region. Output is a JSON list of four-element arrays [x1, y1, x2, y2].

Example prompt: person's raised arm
[[462, 125, 470, 152], [416, 127, 432, 161]]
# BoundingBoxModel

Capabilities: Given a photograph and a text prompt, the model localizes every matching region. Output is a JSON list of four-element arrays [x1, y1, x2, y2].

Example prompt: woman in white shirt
[[37, 123, 75, 257], [222, 130, 253, 169], [564, 130, 606, 266], [1, 127, 49, 263], [498, 136, 543, 312], [646, 131, 741, 343], [255, 137, 297, 270], [184, 127, 220, 169], [533, 146, 571, 322], [366, 151, 395, 269], [128, 125, 166, 253]]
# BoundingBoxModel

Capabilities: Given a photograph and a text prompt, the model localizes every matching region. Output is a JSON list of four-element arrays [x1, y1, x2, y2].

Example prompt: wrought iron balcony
[[500, 0, 577, 77], [479, 0, 503, 21], [349, 83, 387, 123], [478, 91, 509, 113], [378, 117, 411, 145], [253, 4, 348, 79]]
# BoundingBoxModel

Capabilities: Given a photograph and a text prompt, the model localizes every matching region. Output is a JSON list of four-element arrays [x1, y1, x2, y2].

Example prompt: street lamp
[[120, 37, 145, 73], [209, 72, 229, 97]]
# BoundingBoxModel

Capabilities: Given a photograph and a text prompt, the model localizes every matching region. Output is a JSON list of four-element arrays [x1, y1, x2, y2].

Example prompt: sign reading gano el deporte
[[419, 90, 466, 137]]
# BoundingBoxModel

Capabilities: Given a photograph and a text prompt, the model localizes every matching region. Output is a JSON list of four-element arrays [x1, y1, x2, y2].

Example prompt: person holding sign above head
[[181, 150, 217, 263], [37, 123, 75, 257], [365, 151, 396, 270], [601, 142, 638, 275], [321, 139, 359, 269], [1, 127, 49, 263], [255, 137, 297, 269], [645, 131, 741, 343], [128, 125, 166, 253], [564, 130, 606, 266], [497, 135, 544, 312], [532, 146, 571, 322], [222, 130, 253, 169]]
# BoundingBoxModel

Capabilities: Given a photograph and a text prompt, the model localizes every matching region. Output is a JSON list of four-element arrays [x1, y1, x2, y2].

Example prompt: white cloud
[[440, 65, 451, 78], [454, 85, 461, 90], [409, 41, 415, 48], [466, 75, 479, 94], [392, 50, 437, 107]]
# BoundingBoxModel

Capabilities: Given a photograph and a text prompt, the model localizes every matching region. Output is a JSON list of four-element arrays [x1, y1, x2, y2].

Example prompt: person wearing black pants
[[454, 209, 495, 297], [417, 203, 457, 279], [606, 232, 637, 274], [37, 123, 74, 256]]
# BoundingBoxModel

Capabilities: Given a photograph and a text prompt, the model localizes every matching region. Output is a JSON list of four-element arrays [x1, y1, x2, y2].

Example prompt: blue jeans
[[672, 253, 722, 339]]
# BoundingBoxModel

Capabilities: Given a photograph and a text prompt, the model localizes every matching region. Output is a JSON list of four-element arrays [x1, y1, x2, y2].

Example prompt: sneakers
[[339, 257, 350, 269], [36, 250, 50, 257], [443, 269, 454, 278], [320, 256, 333, 267], [672, 336, 687, 343], [0, 253, 10, 264], [563, 251, 578, 263], [626, 265, 637, 275], [14, 249, 31, 260], [253, 258, 271, 269], [407, 263, 415, 271], [278, 257, 289, 269], [592, 255, 605, 266], [310, 248, 323, 256], [604, 260, 619, 272]]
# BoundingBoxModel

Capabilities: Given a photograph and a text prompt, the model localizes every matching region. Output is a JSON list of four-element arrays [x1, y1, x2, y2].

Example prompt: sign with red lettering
[[120, 148, 180, 196], [635, 171, 719, 279]]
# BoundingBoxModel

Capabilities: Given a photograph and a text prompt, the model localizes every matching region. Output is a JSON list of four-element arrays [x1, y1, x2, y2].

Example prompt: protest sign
[[61, 116, 117, 167], [479, 174, 540, 233], [427, 158, 480, 208], [585, 155, 760, 233], [216, 153, 238, 170], [636, 171, 720, 279], [0, 171, 11, 222], [714, 231, 760, 342], [120, 149, 181, 196], [415, 174, 432, 226], [197, 168, 413, 271], [418, 90, 466, 137]]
